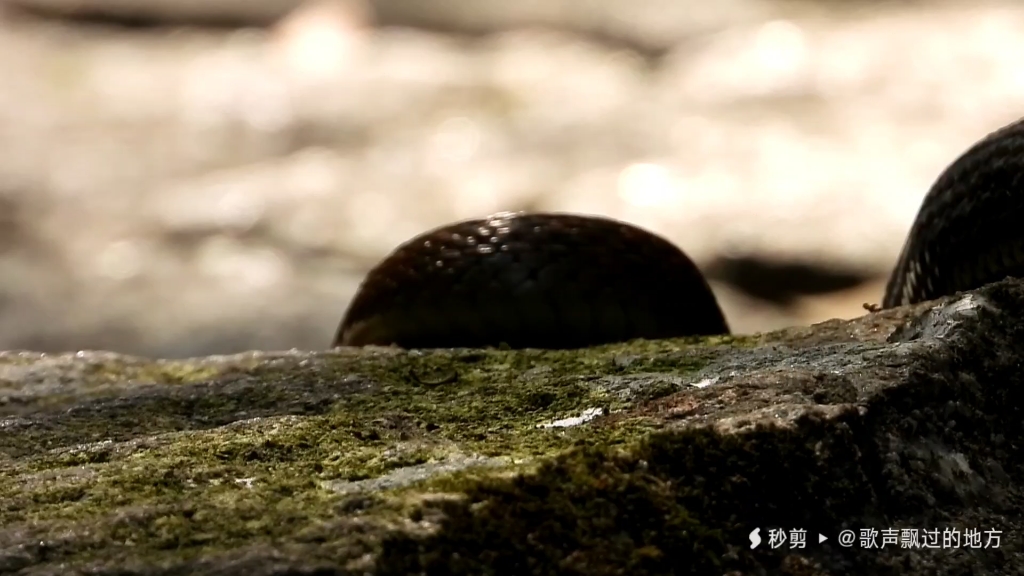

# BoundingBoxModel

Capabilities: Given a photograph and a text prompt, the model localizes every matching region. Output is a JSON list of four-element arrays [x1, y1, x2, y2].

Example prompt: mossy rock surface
[[3, 281, 1024, 575]]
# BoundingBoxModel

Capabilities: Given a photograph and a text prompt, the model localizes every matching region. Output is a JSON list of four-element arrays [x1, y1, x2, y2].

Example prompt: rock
[[3, 278, 1024, 574]]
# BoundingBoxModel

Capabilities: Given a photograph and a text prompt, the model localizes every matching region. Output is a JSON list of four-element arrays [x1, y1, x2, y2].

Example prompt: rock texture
[[3, 279, 1024, 574]]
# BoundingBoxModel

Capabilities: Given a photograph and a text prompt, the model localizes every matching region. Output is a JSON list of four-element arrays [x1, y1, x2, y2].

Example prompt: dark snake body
[[882, 117, 1024, 307], [335, 117, 1024, 349], [335, 213, 728, 348]]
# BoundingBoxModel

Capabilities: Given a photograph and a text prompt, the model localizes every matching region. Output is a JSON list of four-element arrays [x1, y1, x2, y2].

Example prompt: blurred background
[[0, 0, 1022, 358]]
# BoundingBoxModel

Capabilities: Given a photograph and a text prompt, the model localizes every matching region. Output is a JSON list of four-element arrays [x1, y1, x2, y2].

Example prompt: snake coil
[[335, 117, 1024, 349]]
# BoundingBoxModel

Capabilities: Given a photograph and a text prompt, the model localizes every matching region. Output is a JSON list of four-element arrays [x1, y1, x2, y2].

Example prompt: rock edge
[[3, 280, 1024, 575]]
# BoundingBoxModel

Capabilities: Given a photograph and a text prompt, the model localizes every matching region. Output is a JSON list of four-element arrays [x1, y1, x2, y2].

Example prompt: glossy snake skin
[[335, 117, 1024, 349]]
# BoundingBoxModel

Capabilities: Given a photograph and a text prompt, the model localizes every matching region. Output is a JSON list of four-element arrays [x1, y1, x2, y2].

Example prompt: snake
[[333, 116, 1024, 349]]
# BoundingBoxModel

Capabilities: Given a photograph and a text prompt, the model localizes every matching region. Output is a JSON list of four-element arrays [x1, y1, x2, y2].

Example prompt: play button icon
[[819, 534, 828, 544]]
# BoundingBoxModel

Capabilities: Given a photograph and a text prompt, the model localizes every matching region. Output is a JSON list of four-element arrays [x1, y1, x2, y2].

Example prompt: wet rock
[[3, 278, 1024, 574]]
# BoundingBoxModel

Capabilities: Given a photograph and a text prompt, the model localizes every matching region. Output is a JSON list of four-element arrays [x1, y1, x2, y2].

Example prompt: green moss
[[375, 410, 875, 575], [380, 442, 728, 575], [0, 336, 729, 569], [3, 283, 1017, 574], [86, 360, 224, 387], [0, 353, 231, 394]]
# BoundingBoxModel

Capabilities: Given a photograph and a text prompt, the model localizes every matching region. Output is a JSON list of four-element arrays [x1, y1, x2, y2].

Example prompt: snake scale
[[334, 116, 1024, 350]]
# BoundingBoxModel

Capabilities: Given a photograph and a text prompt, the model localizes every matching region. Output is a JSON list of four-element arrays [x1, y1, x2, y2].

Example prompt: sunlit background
[[0, 0, 1022, 358]]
